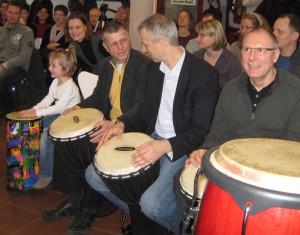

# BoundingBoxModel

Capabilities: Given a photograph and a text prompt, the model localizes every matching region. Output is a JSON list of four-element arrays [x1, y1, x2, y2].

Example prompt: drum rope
[[183, 166, 203, 235], [241, 203, 252, 235]]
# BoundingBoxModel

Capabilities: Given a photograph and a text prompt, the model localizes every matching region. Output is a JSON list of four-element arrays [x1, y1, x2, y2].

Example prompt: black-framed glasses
[[241, 47, 278, 55]]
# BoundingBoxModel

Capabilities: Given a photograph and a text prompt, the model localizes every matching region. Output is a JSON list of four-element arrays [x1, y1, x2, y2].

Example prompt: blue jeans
[[39, 114, 59, 177], [85, 132, 186, 234]]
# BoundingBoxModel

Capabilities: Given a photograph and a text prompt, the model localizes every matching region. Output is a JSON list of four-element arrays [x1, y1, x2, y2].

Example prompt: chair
[[77, 71, 98, 99]]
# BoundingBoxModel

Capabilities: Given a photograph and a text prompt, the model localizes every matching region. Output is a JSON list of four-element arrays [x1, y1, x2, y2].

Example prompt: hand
[[131, 139, 172, 168], [63, 105, 80, 115], [98, 122, 125, 150], [19, 108, 37, 118], [185, 149, 207, 168], [0, 64, 5, 73], [47, 43, 60, 50], [90, 120, 114, 145]]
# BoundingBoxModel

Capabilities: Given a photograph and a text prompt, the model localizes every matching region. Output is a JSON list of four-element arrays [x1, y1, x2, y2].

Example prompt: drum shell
[[6, 117, 42, 191], [94, 160, 160, 204], [195, 148, 300, 235], [49, 128, 98, 172]]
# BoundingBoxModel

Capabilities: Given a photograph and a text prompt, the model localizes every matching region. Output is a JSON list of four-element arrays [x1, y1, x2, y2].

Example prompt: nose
[[248, 49, 256, 60]]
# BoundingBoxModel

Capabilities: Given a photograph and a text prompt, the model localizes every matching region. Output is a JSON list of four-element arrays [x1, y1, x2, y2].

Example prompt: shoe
[[32, 177, 52, 189], [42, 200, 81, 221], [67, 209, 97, 234], [121, 223, 133, 235]]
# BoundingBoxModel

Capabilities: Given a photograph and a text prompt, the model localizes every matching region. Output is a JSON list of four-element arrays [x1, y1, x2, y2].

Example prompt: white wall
[[27, 0, 122, 19]]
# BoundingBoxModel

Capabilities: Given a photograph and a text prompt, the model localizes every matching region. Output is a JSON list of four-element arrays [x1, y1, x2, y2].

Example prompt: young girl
[[19, 46, 81, 189]]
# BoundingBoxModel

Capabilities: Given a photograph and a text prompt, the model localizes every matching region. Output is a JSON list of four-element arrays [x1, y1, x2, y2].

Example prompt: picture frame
[[170, 0, 196, 6]]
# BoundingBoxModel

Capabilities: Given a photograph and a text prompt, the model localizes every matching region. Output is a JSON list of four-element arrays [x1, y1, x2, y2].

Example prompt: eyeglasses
[[54, 13, 65, 17], [240, 26, 256, 30], [241, 47, 278, 55], [108, 37, 129, 48]]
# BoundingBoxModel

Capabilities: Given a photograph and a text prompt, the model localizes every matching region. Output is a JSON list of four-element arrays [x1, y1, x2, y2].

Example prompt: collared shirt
[[109, 56, 129, 122], [247, 79, 273, 112], [155, 47, 185, 159]]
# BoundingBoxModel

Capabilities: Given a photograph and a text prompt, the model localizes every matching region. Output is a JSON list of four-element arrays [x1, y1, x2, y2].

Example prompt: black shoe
[[121, 223, 133, 235], [67, 209, 97, 234], [42, 200, 81, 221]]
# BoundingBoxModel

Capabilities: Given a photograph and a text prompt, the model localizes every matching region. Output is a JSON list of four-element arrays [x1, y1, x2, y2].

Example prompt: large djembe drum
[[48, 108, 103, 172], [195, 138, 300, 235], [6, 112, 42, 191], [94, 132, 164, 234]]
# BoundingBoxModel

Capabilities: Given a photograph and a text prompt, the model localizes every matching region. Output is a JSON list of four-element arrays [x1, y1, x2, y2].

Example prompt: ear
[[103, 41, 109, 52], [291, 31, 300, 42], [273, 48, 281, 63], [159, 38, 167, 49]]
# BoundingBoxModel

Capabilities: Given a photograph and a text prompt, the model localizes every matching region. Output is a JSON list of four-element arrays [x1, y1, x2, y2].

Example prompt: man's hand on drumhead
[[132, 140, 172, 168], [97, 122, 125, 150], [185, 149, 207, 168], [90, 120, 114, 144]]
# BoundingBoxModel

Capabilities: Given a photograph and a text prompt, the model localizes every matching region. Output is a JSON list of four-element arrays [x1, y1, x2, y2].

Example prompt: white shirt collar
[[159, 47, 185, 77]]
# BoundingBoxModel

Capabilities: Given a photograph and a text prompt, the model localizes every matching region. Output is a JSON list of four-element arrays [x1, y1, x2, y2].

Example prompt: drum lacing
[[242, 202, 252, 235], [183, 166, 203, 235]]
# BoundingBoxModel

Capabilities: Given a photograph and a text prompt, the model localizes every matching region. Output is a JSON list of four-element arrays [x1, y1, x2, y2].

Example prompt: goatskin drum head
[[210, 138, 300, 194], [6, 112, 41, 121], [180, 164, 208, 199], [95, 132, 153, 175], [49, 108, 103, 138]]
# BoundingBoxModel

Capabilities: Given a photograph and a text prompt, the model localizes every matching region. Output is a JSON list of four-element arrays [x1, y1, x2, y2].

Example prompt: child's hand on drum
[[19, 109, 37, 118], [131, 139, 172, 168], [185, 149, 207, 168], [90, 120, 114, 144]]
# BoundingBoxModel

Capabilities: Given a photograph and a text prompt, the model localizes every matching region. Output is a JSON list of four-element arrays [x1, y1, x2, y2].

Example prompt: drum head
[[95, 132, 153, 176], [49, 108, 103, 138], [210, 138, 300, 194], [180, 165, 207, 199], [6, 112, 41, 121]]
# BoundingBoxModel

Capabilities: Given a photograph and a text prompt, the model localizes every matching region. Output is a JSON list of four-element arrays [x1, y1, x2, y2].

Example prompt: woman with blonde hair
[[194, 19, 242, 87], [114, 6, 130, 31], [229, 12, 271, 61]]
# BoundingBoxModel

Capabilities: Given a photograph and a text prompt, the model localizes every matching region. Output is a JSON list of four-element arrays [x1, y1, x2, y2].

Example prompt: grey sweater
[[0, 21, 34, 71]]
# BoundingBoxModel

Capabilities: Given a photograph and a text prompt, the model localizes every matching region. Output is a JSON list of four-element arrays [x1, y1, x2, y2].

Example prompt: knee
[[140, 191, 158, 219], [85, 164, 103, 190]]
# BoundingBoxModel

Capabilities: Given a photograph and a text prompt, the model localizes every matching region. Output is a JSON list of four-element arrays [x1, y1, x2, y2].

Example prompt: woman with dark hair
[[40, 5, 70, 87], [177, 9, 197, 47], [30, 5, 53, 42], [28, 0, 53, 25], [64, 12, 109, 77]]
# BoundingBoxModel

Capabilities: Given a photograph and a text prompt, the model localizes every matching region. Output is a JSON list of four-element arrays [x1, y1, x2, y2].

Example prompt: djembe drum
[[6, 112, 42, 191], [174, 164, 207, 234], [196, 138, 300, 235], [48, 108, 103, 172], [94, 132, 164, 235]]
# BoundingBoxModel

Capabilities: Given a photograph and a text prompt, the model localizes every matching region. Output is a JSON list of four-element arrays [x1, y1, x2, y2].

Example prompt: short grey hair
[[138, 13, 178, 46]]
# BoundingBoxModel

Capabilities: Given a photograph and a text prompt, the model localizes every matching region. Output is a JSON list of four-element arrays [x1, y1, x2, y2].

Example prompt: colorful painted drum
[[6, 112, 42, 191], [196, 138, 300, 235]]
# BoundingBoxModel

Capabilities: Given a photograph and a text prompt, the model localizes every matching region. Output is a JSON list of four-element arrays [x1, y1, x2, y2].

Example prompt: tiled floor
[[0, 116, 127, 235]]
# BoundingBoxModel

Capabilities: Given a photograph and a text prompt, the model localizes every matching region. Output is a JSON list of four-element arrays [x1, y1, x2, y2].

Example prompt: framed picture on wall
[[170, 0, 196, 6]]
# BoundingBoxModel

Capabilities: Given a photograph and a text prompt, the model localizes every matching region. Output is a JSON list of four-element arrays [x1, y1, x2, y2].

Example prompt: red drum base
[[195, 182, 300, 235]]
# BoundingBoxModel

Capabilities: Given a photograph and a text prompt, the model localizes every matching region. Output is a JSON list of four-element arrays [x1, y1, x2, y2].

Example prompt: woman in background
[[177, 9, 197, 48], [194, 19, 242, 87]]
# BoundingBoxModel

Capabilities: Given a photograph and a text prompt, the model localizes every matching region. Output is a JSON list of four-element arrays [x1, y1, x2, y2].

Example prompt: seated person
[[113, 6, 130, 31], [177, 9, 197, 48], [30, 5, 53, 49], [89, 7, 102, 35], [19, 46, 81, 189], [85, 14, 220, 235], [229, 12, 270, 61], [0, 1, 34, 115], [0, 0, 8, 26], [40, 5, 70, 87], [65, 12, 110, 78], [194, 19, 242, 87], [20, 3, 30, 26], [273, 13, 300, 78]]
